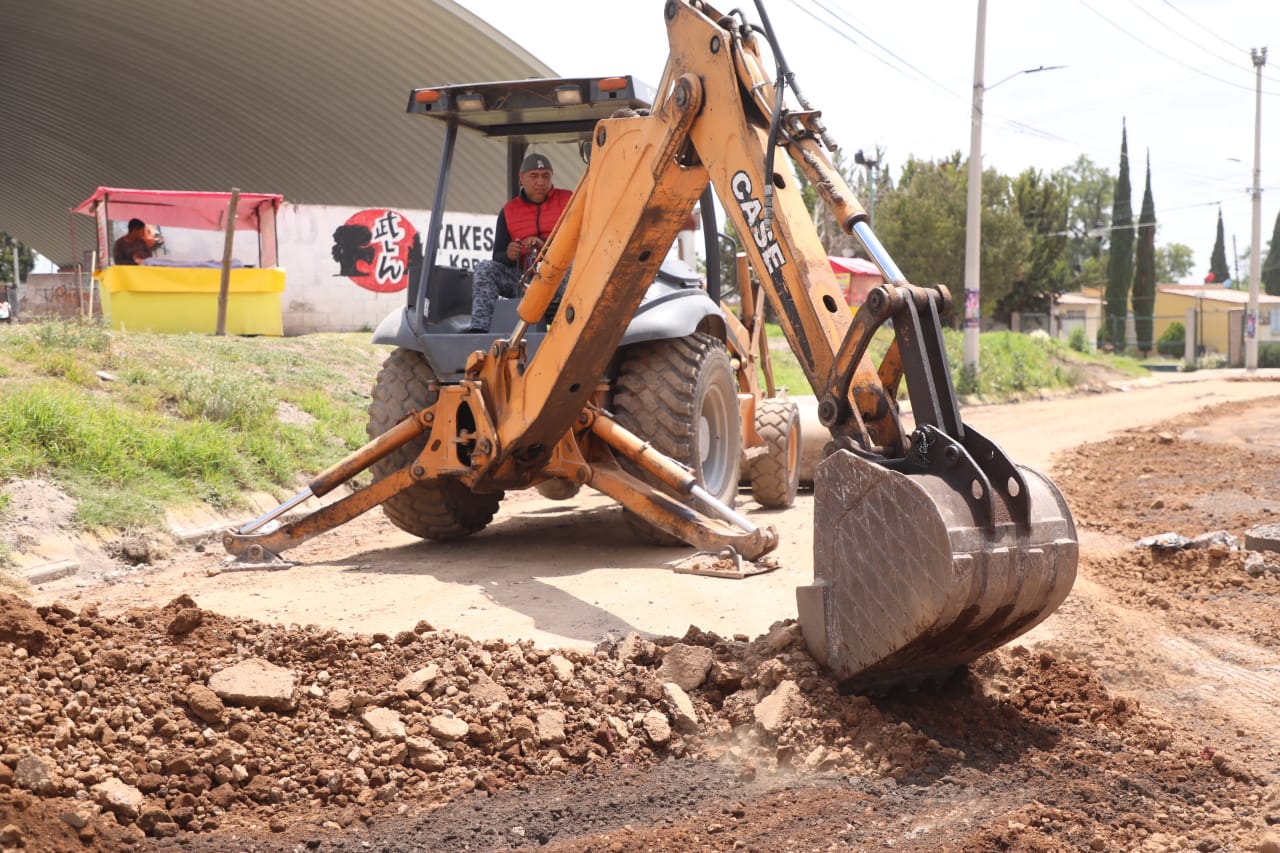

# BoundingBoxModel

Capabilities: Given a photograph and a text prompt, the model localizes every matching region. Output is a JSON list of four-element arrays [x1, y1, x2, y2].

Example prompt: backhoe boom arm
[[225, 0, 1077, 692]]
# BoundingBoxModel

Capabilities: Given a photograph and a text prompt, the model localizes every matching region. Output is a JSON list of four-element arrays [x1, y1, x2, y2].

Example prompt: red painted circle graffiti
[[332, 209, 419, 293]]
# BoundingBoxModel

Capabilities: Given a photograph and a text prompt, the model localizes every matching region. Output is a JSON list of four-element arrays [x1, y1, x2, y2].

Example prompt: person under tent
[[112, 218, 164, 266]]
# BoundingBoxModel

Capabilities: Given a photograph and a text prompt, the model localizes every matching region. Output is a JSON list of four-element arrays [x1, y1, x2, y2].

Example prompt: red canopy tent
[[72, 187, 285, 334], [74, 187, 283, 267], [828, 256, 883, 306]]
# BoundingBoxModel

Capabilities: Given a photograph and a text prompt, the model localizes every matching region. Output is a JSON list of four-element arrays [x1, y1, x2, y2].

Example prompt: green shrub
[[1259, 342, 1280, 369], [1067, 326, 1089, 353], [1157, 322, 1185, 358]]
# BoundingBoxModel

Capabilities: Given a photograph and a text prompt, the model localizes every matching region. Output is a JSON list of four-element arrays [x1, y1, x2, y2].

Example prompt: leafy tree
[[975, 165, 1033, 325], [1058, 155, 1113, 285], [996, 167, 1068, 321], [1104, 122, 1134, 349], [873, 153, 968, 317], [1208, 207, 1230, 284], [1155, 243, 1194, 283], [0, 233, 37, 286], [1133, 153, 1157, 355], [1074, 256, 1107, 292], [1265, 209, 1280, 296], [1157, 321, 1186, 357], [874, 153, 1027, 328]]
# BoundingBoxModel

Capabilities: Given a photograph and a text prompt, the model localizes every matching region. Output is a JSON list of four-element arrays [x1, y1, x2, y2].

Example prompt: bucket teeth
[[797, 448, 1077, 693]]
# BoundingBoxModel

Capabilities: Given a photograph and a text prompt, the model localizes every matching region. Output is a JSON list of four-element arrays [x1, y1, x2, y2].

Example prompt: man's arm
[[491, 211, 516, 267]]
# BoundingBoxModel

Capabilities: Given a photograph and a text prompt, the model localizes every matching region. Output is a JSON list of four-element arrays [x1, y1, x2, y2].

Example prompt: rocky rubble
[[0, 592, 963, 850], [2, 574, 1279, 853]]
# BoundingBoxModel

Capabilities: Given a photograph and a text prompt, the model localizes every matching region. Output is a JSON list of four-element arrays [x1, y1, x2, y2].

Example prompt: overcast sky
[[464, 0, 1278, 284]]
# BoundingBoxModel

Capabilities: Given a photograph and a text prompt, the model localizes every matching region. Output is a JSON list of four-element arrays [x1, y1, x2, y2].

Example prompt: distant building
[[1154, 284, 1280, 363], [1052, 287, 1103, 350]]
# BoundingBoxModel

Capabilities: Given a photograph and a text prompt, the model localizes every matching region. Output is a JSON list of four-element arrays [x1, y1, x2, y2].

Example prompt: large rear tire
[[748, 398, 801, 508], [367, 348, 501, 540], [612, 333, 741, 545]]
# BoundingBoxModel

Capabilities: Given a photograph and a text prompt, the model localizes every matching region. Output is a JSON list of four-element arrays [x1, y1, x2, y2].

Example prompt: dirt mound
[[0, 594, 47, 653], [0, 480, 77, 538], [1052, 399, 1280, 541], [2, 581, 1278, 852], [1, 596, 949, 849]]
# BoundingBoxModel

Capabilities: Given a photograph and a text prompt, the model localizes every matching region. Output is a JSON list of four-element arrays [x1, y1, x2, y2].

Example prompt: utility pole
[[962, 0, 1062, 374], [963, 0, 988, 373], [1246, 46, 1266, 372]]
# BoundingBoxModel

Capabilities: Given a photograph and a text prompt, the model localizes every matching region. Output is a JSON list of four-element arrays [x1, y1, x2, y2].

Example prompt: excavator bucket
[[797, 446, 1078, 693]]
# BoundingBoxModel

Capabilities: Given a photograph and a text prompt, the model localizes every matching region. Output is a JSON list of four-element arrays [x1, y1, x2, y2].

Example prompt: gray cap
[[520, 153, 552, 172]]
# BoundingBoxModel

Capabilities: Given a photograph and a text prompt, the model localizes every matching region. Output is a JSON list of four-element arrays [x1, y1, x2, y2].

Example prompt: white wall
[[275, 203, 494, 335]]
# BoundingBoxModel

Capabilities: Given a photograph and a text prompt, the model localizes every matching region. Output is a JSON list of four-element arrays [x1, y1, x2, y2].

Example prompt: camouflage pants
[[468, 260, 568, 332], [468, 260, 523, 332]]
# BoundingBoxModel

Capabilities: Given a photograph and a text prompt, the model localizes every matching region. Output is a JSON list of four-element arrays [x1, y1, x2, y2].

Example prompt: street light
[[963, 0, 1064, 372]]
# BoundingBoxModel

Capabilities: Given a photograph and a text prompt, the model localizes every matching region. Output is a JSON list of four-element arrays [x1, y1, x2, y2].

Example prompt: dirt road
[[24, 368, 1274, 648], [31, 372, 1280, 651], [3, 373, 1280, 852]]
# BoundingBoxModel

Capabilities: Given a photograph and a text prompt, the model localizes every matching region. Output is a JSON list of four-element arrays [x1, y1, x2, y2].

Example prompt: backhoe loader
[[224, 0, 1077, 691]]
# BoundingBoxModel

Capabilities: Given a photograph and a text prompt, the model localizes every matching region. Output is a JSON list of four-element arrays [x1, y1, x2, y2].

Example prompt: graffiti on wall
[[332, 209, 421, 293], [330, 209, 498, 293]]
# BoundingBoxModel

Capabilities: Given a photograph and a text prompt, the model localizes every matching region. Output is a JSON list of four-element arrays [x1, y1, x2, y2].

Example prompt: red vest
[[502, 188, 572, 243]]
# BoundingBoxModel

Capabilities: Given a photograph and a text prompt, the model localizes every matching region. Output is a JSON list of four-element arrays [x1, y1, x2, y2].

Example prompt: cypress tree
[[1104, 121, 1134, 349], [1133, 153, 1157, 355], [1209, 207, 1230, 285], [1263, 209, 1280, 297]]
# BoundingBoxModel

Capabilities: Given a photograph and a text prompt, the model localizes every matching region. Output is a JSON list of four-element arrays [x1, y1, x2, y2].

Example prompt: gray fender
[[619, 283, 725, 346], [372, 308, 422, 351]]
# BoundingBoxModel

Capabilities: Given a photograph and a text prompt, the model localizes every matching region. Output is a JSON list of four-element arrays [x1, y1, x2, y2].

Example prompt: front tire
[[367, 348, 501, 540], [611, 333, 741, 544], [747, 398, 801, 508]]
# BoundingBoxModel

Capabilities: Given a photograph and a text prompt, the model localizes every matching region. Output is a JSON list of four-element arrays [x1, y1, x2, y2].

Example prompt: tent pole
[[216, 188, 240, 336]]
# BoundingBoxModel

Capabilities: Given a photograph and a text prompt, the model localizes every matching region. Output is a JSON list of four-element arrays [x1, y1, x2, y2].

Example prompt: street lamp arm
[[986, 64, 1066, 91]]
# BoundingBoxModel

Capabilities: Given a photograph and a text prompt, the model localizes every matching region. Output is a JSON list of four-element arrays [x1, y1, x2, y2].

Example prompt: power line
[[1123, 0, 1272, 82], [786, 0, 960, 100], [1076, 0, 1279, 97], [1156, 0, 1280, 83]]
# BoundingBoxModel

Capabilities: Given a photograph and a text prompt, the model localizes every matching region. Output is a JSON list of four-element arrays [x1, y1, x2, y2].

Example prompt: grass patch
[[0, 318, 1144, 543], [949, 331, 1079, 398], [1066, 346, 1149, 378], [758, 323, 1141, 402], [0, 322, 383, 531]]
